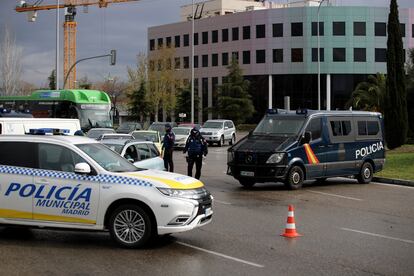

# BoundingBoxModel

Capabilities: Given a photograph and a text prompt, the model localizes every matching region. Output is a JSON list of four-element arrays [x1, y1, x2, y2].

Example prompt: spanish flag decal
[[304, 143, 319, 164]]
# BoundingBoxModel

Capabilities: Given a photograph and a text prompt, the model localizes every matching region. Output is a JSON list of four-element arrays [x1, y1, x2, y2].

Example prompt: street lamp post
[[317, 0, 326, 110], [191, 0, 195, 124], [55, 0, 60, 90]]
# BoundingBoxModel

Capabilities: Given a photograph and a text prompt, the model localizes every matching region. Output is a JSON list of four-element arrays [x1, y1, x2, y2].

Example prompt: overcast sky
[[0, 0, 413, 87]]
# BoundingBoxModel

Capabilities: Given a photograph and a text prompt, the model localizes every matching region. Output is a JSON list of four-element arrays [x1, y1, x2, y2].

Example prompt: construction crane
[[15, 0, 138, 89]]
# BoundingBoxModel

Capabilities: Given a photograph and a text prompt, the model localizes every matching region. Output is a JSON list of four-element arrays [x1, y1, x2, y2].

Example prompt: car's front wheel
[[109, 204, 152, 248], [357, 162, 373, 184], [285, 165, 304, 190], [218, 135, 224, 147]]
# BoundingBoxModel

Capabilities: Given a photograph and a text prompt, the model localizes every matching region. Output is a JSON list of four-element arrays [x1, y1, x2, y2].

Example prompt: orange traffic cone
[[281, 205, 302, 238]]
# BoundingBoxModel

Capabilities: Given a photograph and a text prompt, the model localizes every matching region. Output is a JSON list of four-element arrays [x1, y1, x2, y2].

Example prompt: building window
[[333, 22, 345, 36], [202, 31, 208, 44], [222, 29, 229, 42], [212, 30, 218, 43], [291, 48, 303, 62], [256, 24, 265, 38], [194, 55, 199, 68], [174, 57, 180, 69], [311, 22, 324, 36], [354, 22, 366, 36], [243, 26, 250, 40], [243, 50, 250, 64], [291, 22, 303, 36], [256, 50, 265, 63], [412, 24, 414, 37], [194, 33, 199, 45], [375, 22, 386, 36], [400, 23, 405, 37], [174, 35, 180, 48], [311, 48, 324, 62], [273, 23, 283, 37], [183, 34, 189, 46], [149, 39, 155, 51], [354, 48, 366, 62], [273, 49, 283, 63], [232, 27, 239, 41], [212, 77, 218, 111], [375, 48, 386, 62], [222, 52, 228, 66], [166, 36, 172, 47], [333, 48, 346, 62], [212, 53, 218, 66], [157, 38, 163, 49], [202, 54, 208, 67], [232, 51, 239, 62], [183, 56, 189, 69]]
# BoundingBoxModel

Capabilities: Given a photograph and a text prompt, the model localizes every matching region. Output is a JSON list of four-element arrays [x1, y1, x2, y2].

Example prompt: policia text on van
[[227, 109, 385, 189]]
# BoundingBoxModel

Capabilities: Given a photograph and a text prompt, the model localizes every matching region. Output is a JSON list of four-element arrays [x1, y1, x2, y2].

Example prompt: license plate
[[240, 171, 254, 177]]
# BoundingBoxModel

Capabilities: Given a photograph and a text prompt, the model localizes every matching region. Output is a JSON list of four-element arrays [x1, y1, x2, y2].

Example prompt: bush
[[236, 124, 256, 132]]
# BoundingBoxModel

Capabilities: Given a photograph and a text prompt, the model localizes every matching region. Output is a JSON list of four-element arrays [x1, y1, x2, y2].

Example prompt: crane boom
[[15, 0, 138, 88]]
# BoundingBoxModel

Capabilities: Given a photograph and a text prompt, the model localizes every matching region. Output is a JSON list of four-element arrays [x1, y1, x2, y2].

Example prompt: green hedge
[[236, 124, 256, 132]]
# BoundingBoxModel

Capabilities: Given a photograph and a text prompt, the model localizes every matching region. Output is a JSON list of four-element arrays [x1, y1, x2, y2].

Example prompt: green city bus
[[0, 89, 112, 131]]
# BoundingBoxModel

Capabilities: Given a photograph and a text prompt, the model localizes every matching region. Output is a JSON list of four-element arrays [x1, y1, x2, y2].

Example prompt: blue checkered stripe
[[0, 165, 152, 187]]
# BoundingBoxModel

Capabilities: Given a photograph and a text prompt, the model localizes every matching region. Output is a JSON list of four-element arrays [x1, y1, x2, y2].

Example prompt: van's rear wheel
[[109, 204, 152, 248], [239, 179, 255, 188], [357, 162, 373, 184], [285, 166, 304, 190]]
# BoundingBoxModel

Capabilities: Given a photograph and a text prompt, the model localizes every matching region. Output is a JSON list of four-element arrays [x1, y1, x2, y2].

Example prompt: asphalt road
[[1, 143, 413, 275]]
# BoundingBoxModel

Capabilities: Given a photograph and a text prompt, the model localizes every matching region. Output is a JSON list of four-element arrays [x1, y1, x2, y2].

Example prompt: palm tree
[[347, 73, 386, 113]]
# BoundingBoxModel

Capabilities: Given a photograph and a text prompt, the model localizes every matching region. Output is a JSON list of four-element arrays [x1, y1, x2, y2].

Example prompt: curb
[[373, 177, 414, 187]]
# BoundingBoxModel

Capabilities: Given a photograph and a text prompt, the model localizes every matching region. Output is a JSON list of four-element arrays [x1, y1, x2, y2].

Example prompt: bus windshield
[[253, 116, 305, 136], [79, 106, 112, 129]]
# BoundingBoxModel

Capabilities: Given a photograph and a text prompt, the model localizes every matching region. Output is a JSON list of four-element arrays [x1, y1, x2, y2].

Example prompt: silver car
[[200, 119, 236, 147]]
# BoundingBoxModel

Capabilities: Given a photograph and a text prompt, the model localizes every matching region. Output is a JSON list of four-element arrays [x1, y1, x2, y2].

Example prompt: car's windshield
[[102, 143, 124, 154], [203, 122, 223, 129], [173, 127, 191, 135], [132, 132, 159, 143], [76, 143, 140, 172], [253, 116, 305, 136], [117, 123, 139, 132], [101, 134, 133, 140], [148, 124, 166, 135], [87, 129, 115, 139]]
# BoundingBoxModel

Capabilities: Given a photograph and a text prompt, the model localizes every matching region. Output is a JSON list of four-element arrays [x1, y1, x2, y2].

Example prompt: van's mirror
[[74, 162, 91, 174], [127, 158, 134, 163], [300, 131, 312, 145], [225, 126, 229, 130]]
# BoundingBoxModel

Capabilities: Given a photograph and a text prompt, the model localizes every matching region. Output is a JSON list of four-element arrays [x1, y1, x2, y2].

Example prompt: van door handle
[[35, 179, 50, 185], [327, 144, 334, 148], [318, 145, 326, 148]]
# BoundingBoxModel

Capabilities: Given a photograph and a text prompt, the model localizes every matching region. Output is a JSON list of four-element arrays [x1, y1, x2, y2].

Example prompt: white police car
[[0, 131, 213, 248]]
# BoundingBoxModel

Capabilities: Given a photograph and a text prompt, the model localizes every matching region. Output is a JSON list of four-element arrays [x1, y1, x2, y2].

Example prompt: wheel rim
[[114, 210, 145, 244], [292, 171, 301, 184], [363, 167, 371, 179]]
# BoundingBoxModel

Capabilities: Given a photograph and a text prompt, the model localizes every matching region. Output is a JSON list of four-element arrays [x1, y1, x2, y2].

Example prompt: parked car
[[116, 122, 142, 133], [178, 122, 201, 129], [131, 130, 162, 152], [200, 119, 236, 147], [148, 122, 178, 136], [173, 126, 192, 149], [101, 139, 164, 171], [86, 128, 115, 139], [97, 133, 134, 141]]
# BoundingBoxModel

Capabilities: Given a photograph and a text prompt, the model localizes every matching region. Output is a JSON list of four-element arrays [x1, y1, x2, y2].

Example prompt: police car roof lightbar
[[267, 108, 278, 114], [28, 128, 70, 135], [296, 108, 308, 115]]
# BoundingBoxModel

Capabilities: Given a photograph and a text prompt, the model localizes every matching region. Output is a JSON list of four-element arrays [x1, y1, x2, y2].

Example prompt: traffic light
[[110, 50, 116, 66]]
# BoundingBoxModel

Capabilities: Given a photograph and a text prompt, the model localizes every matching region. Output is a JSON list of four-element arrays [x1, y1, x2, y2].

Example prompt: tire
[[109, 204, 152, 248], [239, 179, 255, 188], [218, 135, 224, 147], [229, 134, 236, 145], [357, 162, 373, 184], [285, 166, 304, 190]]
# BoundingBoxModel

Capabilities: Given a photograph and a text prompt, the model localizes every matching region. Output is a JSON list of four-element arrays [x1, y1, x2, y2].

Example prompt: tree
[[406, 48, 414, 140], [175, 85, 199, 121], [347, 73, 386, 113], [217, 57, 254, 125], [384, 0, 408, 149], [0, 27, 23, 96], [48, 70, 56, 90], [78, 75, 92, 89]]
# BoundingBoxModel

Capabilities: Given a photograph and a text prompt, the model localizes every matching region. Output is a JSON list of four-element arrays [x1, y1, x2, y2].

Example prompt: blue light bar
[[296, 108, 308, 115], [28, 128, 70, 135]]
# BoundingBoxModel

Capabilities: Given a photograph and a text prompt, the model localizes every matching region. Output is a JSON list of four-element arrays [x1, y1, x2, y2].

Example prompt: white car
[[172, 126, 192, 149], [101, 139, 165, 171], [0, 133, 213, 248], [200, 119, 236, 147]]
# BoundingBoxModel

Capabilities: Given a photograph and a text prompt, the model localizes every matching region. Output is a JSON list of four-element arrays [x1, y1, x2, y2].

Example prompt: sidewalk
[[373, 176, 414, 187]]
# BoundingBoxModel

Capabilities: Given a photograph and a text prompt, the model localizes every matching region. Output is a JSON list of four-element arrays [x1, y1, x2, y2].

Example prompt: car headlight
[[157, 187, 209, 200], [266, 153, 285, 164], [227, 151, 234, 162]]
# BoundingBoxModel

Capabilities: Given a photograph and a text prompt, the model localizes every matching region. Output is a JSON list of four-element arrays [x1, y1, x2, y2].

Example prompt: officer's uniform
[[183, 128, 208, 179], [162, 124, 175, 172]]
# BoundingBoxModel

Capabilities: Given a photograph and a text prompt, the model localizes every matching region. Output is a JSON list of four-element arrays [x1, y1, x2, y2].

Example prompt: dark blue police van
[[227, 109, 385, 189]]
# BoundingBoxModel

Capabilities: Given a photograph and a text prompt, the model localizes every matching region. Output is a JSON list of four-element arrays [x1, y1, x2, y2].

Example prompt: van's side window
[[306, 118, 322, 140], [358, 121, 367, 135], [358, 120, 380, 136], [0, 142, 37, 168], [330, 120, 352, 136]]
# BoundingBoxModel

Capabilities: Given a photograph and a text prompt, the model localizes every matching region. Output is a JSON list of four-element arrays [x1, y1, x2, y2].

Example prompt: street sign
[[179, 113, 187, 118]]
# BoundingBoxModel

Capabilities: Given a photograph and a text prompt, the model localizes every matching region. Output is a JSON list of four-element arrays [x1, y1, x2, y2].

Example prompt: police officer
[[183, 127, 208, 179], [162, 123, 175, 172]]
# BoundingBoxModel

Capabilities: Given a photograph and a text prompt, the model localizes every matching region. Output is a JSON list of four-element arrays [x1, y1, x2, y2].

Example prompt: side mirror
[[225, 126, 229, 130], [74, 162, 91, 175], [300, 131, 312, 144], [127, 158, 134, 163]]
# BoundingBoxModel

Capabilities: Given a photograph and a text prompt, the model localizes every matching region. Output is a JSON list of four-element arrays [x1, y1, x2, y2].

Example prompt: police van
[[227, 109, 385, 189], [0, 130, 213, 248]]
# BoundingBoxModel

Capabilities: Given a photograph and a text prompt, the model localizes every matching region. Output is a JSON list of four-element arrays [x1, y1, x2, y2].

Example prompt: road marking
[[214, 199, 232, 205], [176, 241, 264, 268], [308, 190, 363, 201], [372, 183, 414, 189], [340, 227, 414, 244]]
